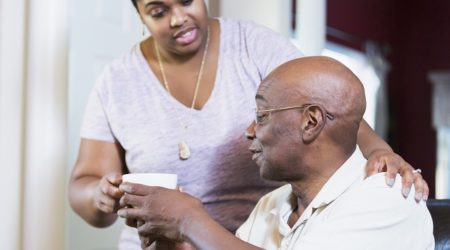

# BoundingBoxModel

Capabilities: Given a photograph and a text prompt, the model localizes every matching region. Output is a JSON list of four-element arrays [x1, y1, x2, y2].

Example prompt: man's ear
[[301, 106, 326, 143]]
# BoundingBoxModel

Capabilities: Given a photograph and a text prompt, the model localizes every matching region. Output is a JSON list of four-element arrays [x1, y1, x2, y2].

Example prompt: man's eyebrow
[[255, 93, 266, 101]]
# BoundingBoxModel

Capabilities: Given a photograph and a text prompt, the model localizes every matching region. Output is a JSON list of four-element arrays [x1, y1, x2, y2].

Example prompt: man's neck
[[288, 176, 329, 227], [287, 149, 354, 227]]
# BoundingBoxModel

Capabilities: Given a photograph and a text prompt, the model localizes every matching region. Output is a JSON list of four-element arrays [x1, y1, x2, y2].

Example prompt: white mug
[[122, 173, 178, 189]]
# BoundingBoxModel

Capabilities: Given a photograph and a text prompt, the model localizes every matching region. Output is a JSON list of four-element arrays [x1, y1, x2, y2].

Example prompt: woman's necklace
[[154, 27, 210, 160]]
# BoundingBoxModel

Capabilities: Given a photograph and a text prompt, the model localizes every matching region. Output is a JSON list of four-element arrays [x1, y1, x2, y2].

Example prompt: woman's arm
[[69, 139, 126, 227], [357, 119, 393, 157], [357, 119, 428, 201]]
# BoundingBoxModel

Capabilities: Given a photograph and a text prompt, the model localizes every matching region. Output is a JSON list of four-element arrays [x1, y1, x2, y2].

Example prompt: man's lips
[[251, 152, 262, 161], [249, 144, 262, 161]]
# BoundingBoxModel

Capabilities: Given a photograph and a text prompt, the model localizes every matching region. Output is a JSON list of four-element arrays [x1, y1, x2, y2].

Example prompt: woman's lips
[[174, 28, 198, 45]]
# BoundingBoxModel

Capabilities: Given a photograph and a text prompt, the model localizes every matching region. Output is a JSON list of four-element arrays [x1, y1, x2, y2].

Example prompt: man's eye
[[256, 113, 268, 123]]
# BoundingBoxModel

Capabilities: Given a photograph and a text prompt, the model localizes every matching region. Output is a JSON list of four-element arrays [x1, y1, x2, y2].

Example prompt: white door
[[66, 0, 141, 249]]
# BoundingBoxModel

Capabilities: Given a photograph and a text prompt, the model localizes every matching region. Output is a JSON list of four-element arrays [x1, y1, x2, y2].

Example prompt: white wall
[[429, 72, 450, 199], [65, 0, 142, 249], [0, 0, 26, 249], [0, 0, 68, 249], [219, 0, 292, 37], [295, 0, 326, 55]]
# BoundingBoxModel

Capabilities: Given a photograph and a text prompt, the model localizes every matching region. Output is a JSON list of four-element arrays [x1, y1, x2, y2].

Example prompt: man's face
[[247, 84, 304, 182]]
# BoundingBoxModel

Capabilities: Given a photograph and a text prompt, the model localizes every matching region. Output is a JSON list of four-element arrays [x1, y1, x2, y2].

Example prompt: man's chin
[[260, 166, 281, 181]]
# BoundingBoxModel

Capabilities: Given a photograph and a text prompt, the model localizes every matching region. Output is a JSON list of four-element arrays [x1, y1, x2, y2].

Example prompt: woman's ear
[[301, 106, 326, 143]]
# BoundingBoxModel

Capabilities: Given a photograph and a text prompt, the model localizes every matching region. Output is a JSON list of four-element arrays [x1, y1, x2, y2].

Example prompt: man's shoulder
[[306, 173, 434, 249], [331, 173, 430, 220], [354, 173, 415, 203]]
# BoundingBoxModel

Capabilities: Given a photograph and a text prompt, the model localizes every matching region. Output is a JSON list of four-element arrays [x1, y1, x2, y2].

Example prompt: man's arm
[[118, 183, 262, 250], [183, 209, 263, 250]]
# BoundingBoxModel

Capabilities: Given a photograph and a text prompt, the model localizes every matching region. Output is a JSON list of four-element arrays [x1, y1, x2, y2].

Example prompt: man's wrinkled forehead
[[256, 76, 280, 104]]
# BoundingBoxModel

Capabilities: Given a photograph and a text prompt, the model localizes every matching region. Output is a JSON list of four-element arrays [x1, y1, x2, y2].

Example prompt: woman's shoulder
[[107, 44, 143, 73], [218, 17, 296, 53], [93, 43, 147, 92], [98, 44, 144, 79]]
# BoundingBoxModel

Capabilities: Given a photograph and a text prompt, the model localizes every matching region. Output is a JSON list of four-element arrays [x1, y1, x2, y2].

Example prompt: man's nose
[[245, 121, 256, 140], [170, 7, 187, 27]]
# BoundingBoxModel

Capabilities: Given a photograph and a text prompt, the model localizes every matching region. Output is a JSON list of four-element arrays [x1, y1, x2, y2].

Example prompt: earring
[[142, 25, 146, 37]]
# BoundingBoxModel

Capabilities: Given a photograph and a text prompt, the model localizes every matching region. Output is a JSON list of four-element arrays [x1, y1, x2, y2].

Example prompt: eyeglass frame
[[255, 103, 335, 125]]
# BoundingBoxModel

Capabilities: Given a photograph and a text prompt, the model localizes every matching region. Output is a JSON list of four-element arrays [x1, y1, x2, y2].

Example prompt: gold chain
[[154, 26, 210, 109]]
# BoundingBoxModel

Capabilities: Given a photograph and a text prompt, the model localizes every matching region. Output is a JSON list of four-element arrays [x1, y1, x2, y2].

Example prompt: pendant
[[178, 141, 191, 160]]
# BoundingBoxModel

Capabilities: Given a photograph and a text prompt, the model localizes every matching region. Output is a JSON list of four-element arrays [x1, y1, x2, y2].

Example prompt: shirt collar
[[270, 147, 366, 224], [308, 146, 366, 210]]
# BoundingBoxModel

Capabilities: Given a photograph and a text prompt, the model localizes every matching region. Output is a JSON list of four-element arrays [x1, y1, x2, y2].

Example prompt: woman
[[69, 0, 428, 249]]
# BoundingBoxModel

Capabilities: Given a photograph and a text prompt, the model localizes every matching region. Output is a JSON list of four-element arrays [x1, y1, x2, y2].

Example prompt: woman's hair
[[131, 0, 137, 9]]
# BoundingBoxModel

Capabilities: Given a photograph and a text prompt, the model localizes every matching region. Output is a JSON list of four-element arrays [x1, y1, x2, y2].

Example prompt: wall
[[0, 0, 68, 249], [66, 0, 142, 249], [218, 0, 292, 37], [0, 0, 26, 249], [327, 0, 450, 197]]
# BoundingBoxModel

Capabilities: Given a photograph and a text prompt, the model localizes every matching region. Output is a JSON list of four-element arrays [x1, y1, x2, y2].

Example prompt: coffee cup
[[122, 173, 178, 189]]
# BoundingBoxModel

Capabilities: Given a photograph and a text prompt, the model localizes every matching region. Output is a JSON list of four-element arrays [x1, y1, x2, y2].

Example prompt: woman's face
[[136, 0, 209, 56]]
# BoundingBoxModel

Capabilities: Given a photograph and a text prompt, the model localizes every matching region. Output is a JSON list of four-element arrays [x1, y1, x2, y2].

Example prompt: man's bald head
[[260, 56, 365, 121], [257, 56, 366, 151]]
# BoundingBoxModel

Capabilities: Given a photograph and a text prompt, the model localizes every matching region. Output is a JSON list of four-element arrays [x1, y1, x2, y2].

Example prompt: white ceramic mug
[[122, 173, 178, 189]]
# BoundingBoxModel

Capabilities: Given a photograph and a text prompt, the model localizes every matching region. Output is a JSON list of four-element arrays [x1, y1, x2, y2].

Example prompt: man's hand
[[140, 239, 196, 250], [117, 183, 203, 243]]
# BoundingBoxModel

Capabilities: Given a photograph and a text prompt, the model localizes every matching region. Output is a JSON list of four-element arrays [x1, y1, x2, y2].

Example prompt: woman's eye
[[180, 0, 193, 6], [150, 7, 166, 17]]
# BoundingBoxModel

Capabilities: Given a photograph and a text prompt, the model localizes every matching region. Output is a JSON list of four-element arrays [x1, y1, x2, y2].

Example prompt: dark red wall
[[327, 0, 450, 197]]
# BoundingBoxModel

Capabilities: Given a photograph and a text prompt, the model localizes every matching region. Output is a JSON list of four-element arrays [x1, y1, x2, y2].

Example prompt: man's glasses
[[255, 104, 335, 124]]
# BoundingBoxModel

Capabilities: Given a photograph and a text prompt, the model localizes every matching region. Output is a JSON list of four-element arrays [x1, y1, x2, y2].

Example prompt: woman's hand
[[93, 173, 123, 214], [69, 139, 126, 227], [365, 149, 429, 202]]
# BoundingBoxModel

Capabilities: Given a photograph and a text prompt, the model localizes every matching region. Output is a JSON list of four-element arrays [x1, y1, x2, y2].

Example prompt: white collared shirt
[[236, 148, 434, 250]]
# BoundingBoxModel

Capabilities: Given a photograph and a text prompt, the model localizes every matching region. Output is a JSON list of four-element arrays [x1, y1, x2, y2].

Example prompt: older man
[[118, 56, 434, 250]]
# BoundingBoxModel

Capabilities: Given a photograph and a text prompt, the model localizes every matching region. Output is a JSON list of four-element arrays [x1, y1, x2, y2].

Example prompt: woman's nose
[[170, 7, 187, 27], [245, 121, 256, 140]]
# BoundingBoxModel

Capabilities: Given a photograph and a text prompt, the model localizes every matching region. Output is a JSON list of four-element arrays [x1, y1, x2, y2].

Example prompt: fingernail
[[386, 178, 395, 187], [117, 210, 124, 217], [423, 194, 428, 201], [119, 184, 130, 192], [402, 187, 411, 198], [415, 192, 423, 202]]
